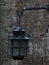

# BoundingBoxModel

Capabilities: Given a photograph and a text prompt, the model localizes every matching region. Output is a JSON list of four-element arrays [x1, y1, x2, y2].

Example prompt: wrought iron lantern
[[8, 27, 29, 60]]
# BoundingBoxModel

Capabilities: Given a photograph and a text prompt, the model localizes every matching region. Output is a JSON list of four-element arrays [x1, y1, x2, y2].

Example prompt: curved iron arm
[[16, 4, 49, 26]]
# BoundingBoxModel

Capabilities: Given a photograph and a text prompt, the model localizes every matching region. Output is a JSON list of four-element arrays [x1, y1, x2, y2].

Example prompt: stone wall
[[0, 0, 49, 65]]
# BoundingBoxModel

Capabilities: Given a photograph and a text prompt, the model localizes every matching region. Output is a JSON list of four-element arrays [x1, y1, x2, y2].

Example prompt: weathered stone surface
[[0, 0, 49, 65]]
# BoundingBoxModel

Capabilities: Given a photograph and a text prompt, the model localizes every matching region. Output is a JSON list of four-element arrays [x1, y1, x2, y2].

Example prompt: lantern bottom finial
[[12, 56, 24, 60]]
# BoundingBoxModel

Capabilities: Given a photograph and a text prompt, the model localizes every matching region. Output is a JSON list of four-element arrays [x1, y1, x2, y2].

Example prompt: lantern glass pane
[[8, 40, 13, 56], [14, 41, 19, 47], [8, 47, 11, 56], [27, 47, 29, 55], [10, 40, 14, 47], [20, 40, 26, 47], [20, 48, 26, 56], [13, 49, 19, 56], [20, 40, 29, 48]]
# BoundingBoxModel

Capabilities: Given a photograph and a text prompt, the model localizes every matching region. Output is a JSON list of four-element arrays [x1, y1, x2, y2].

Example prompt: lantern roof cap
[[14, 27, 25, 31], [9, 36, 29, 40]]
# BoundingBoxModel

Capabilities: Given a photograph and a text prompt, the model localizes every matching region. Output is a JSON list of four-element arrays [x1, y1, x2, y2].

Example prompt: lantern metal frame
[[8, 27, 29, 60]]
